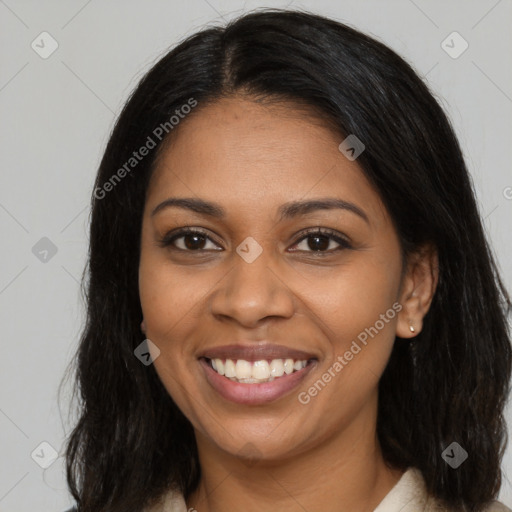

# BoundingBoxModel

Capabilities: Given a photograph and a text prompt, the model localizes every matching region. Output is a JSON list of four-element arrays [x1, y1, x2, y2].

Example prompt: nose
[[209, 248, 295, 328]]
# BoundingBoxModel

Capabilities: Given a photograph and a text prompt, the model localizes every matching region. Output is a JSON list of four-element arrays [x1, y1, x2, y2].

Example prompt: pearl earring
[[409, 324, 415, 333]]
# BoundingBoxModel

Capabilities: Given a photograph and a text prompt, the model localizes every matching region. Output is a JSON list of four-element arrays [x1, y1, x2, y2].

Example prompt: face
[[138, 96, 418, 463]]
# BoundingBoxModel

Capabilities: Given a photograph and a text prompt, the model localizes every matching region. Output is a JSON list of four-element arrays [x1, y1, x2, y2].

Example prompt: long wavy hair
[[63, 9, 512, 512]]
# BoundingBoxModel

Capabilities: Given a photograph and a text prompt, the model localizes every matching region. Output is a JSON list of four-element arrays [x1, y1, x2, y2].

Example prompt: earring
[[409, 324, 415, 334], [141, 319, 146, 333]]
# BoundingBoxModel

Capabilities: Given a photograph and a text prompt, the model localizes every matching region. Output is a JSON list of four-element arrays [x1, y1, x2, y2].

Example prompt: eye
[[158, 227, 222, 251], [289, 228, 352, 254], [158, 226, 352, 255]]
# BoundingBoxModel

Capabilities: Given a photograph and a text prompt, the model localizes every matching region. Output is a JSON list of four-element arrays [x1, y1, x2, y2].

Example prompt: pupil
[[185, 234, 205, 250], [309, 235, 329, 251]]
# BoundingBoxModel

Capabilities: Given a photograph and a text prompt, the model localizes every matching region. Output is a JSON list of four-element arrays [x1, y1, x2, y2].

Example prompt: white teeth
[[209, 357, 309, 382], [214, 359, 225, 376], [252, 360, 270, 380], [270, 359, 285, 377], [235, 359, 252, 379], [224, 359, 236, 378], [237, 377, 268, 384], [284, 359, 294, 375]]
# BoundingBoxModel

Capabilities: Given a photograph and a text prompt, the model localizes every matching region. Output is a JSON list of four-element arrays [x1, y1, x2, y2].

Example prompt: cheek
[[139, 248, 206, 337], [139, 253, 205, 421], [307, 256, 401, 340], [302, 252, 402, 395]]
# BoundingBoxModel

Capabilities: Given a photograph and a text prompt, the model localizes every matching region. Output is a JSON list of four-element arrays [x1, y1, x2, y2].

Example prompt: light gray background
[[1, 1, 511, 510]]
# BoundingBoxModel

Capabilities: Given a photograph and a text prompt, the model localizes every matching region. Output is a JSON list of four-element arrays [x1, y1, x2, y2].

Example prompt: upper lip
[[199, 343, 317, 362]]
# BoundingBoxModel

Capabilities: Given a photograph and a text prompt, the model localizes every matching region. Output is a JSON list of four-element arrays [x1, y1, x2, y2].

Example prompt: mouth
[[203, 356, 313, 383], [198, 345, 318, 405]]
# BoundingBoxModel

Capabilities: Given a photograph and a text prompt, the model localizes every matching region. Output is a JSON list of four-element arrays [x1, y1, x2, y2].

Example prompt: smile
[[208, 357, 309, 383], [199, 356, 317, 405]]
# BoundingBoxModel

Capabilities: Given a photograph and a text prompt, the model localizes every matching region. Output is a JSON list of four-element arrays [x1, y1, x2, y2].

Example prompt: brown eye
[[158, 228, 222, 251], [290, 228, 352, 253]]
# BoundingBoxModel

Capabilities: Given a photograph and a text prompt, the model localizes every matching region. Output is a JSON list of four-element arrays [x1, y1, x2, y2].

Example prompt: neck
[[186, 404, 404, 512]]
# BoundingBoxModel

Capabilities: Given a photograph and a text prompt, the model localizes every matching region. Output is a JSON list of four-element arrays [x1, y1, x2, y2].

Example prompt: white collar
[[146, 467, 511, 512]]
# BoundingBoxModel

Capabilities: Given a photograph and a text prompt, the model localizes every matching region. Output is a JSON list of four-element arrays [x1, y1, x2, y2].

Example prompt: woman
[[63, 9, 512, 512]]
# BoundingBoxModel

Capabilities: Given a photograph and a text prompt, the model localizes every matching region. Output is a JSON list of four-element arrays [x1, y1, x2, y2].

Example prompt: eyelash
[[157, 227, 352, 255]]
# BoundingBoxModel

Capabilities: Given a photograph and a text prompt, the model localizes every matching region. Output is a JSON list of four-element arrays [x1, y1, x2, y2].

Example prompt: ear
[[396, 243, 439, 338]]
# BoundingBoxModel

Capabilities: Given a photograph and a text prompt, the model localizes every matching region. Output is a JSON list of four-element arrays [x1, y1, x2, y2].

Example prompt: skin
[[138, 96, 438, 512]]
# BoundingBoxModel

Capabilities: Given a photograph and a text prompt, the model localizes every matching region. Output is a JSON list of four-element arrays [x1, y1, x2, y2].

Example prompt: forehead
[[147, 96, 388, 226]]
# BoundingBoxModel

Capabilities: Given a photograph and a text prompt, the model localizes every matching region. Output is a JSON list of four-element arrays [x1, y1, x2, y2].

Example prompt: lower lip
[[199, 358, 316, 405]]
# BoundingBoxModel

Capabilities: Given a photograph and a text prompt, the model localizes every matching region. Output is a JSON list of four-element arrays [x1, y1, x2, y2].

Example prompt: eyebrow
[[151, 197, 369, 224]]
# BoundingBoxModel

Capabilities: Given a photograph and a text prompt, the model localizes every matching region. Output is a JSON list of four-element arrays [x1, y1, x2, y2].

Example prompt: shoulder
[[375, 467, 512, 512], [62, 480, 511, 512], [428, 500, 512, 511], [62, 491, 188, 512], [480, 502, 512, 512], [423, 495, 512, 511]]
